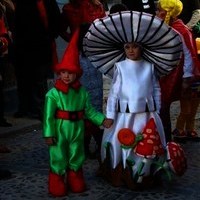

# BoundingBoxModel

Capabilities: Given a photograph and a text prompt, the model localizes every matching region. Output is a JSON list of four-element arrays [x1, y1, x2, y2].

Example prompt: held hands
[[102, 118, 114, 128]]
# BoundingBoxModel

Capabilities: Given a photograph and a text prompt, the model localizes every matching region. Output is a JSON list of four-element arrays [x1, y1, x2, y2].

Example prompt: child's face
[[156, 4, 167, 20], [124, 42, 142, 60], [59, 70, 76, 85]]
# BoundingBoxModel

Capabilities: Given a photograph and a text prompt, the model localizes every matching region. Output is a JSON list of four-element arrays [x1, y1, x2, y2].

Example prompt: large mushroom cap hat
[[166, 141, 187, 176], [134, 118, 165, 158], [83, 10, 182, 78]]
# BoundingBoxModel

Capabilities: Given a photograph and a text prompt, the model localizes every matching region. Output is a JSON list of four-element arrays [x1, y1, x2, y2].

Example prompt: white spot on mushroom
[[146, 129, 152, 133], [147, 139, 153, 144]]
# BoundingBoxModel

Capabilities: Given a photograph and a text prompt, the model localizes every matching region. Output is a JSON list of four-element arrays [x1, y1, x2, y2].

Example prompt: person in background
[[43, 29, 111, 197], [77, 23, 105, 160], [0, 13, 12, 180], [156, 0, 200, 141], [60, 0, 105, 42], [60, 0, 106, 159], [0, 0, 15, 77], [179, 0, 200, 30], [121, 0, 156, 14], [0, 4, 11, 127], [0, 0, 15, 35], [12, 0, 61, 120]]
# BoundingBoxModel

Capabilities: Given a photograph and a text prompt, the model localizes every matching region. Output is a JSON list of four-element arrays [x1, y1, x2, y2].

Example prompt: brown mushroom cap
[[134, 118, 165, 158]]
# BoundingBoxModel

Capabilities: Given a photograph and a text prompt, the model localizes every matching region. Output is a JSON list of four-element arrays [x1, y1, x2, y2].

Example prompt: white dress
[[101, 58, 166, 183]]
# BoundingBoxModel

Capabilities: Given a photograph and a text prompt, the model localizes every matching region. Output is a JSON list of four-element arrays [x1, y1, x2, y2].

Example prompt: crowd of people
[[0, 0, 200, 197]]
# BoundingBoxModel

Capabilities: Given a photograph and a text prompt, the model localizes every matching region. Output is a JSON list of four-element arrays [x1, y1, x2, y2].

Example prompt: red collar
[[54, 79, 81, 93]]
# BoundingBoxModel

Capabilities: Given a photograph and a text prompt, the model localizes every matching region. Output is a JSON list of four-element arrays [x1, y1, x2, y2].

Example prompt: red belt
[[56, 110, 84, 121]]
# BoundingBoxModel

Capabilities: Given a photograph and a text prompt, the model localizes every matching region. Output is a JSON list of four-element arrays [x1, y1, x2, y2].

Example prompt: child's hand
[[45, 137, 56, 146], [103, 118, 114, 128]]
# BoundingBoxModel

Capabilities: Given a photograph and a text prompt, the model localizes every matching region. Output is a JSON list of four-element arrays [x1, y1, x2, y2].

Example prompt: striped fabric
[[83, 11, 183, 78]]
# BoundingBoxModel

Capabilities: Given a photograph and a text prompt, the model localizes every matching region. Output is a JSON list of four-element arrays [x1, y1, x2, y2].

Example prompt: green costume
[[43, 82, 105, 175]]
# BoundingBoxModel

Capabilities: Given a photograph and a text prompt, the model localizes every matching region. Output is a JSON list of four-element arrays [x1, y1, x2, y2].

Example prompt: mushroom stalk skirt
[[101, 111, 166, 183]]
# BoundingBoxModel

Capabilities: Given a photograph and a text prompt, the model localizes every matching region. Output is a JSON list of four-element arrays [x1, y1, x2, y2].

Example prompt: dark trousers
[[159, 102, 172, 142], [0, 56, 7, 120], [84, 119, 103, 154]]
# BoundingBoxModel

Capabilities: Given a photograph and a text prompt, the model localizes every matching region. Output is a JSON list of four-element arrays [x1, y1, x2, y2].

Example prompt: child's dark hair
[[109, 3, 128, 14]]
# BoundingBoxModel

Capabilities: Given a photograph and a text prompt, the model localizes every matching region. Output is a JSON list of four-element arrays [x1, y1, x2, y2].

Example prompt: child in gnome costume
[[42, 29, 111, 197]]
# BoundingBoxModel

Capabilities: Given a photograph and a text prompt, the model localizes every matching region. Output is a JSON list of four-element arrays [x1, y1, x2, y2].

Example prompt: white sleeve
[[106, 65, 121, 119], [181, 36, 194, 78], [152, 66, 161, 113]]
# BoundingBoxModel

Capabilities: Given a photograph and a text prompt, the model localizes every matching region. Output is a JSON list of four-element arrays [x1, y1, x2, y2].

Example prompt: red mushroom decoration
[[166, 142, 187, 176], [133, 118, 165, 183], [134, 118, 165, 158]]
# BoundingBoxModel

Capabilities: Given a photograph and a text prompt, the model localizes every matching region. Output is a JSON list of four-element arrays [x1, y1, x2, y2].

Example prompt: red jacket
[[81, 0, 106, 23], [61, 0, 106, 41], [160, 19, 200, 103]]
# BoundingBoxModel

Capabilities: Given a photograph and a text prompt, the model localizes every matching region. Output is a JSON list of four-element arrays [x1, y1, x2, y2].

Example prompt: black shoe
[[0, 119, 12, 127], [0, 169, 12, 180]]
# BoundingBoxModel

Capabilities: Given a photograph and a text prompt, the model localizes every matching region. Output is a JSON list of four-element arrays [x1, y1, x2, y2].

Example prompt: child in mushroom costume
[[83, 10, 187, 189], [99, 42, 187, 189]]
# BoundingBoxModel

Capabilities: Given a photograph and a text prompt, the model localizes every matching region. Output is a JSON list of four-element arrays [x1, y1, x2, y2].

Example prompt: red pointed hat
[[55, 28, 82, 76]]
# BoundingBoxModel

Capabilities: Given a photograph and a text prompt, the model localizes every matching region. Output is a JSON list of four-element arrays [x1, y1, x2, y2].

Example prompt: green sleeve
[[43, 91, 57, 138], [84, 91, 105, 126]]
